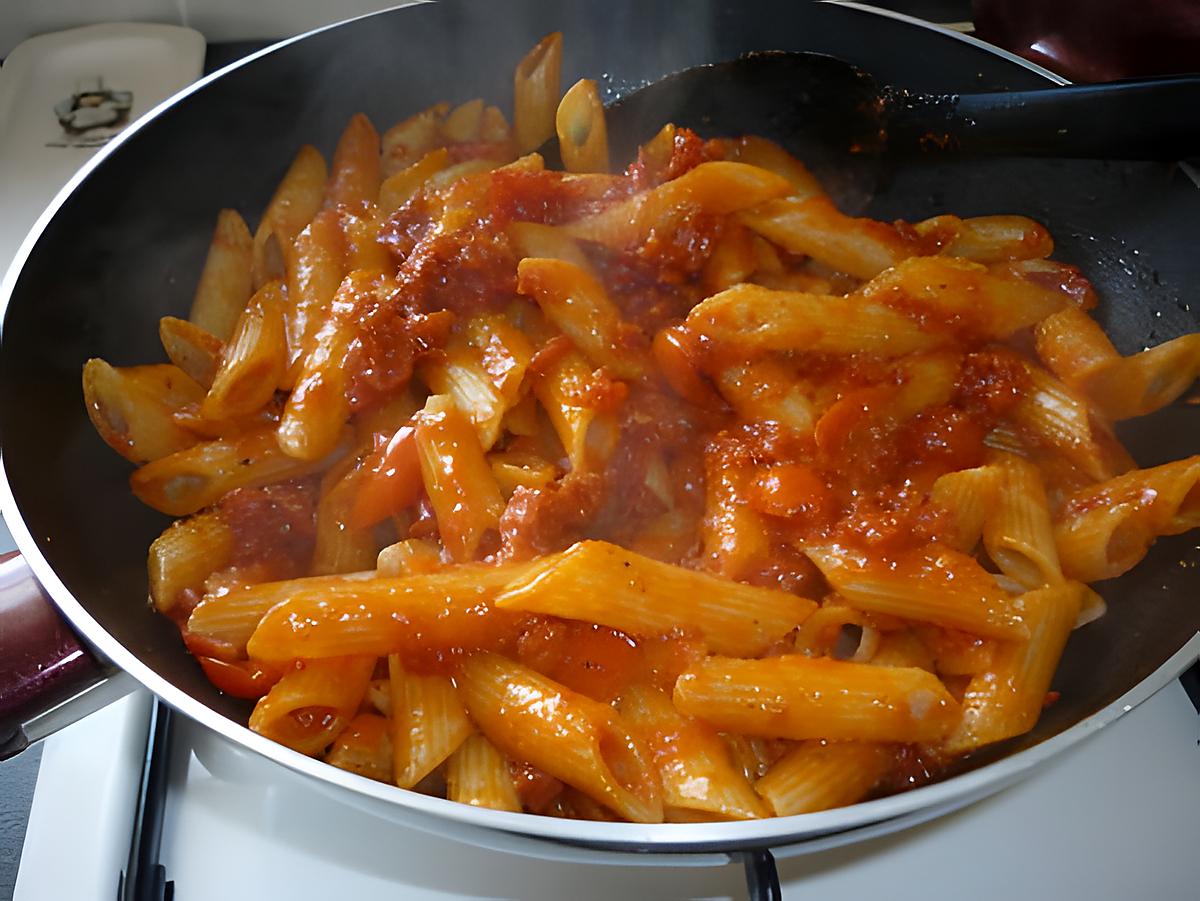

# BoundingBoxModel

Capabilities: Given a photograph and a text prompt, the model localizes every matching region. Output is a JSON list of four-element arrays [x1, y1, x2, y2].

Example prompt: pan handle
[[0, 551, 136, 760]]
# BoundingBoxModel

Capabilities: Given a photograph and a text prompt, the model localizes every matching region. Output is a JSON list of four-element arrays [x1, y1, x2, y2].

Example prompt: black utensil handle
[[741, 848, 782, 900], [893, 75, 1200, 160]]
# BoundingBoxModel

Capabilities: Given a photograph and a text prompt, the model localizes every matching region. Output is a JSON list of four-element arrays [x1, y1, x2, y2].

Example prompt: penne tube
[[699, 455, 771, 579], [982, 454, 1064, 589], [440, 98, 485, 143], [337, 206, 391, 272], [279, 271, 381, 461], [366, 677, 392, 717], [619, 685, 768, 821], [507, 221, 594, 270], [1053, 456, 1200, 582], [414, 394, 506, 561], [1033, 305, 1119, 386], [237, 563, 533, 662], [381, 102, 449, 176], [674, 655, 960, 743], [388, 656, 473, 789], [147, 510, 234, 614], [915, 214, 1054, 264], [130, 424, 345, 517], [493, 540, 817, 656], [159, 317, 223, 390], [563, 161, 792, 249], [458, 653, 663, 822], [720, 734, 792, 783], [929, 465, 1002, 552], [725, 136, 825, 200], [516, 258, 644, 379], [378, 147, 451, 214], [82, 360, 205, 464], [531, 347, 620, 473], [282, 209, 346, 385], [376, 538, 443, 577], [555, 78, 609, 173], [324, 113, 382, 210], [249, 656, 375, 756], [1077, 333, 1200, 421], [754, 741, 894, 816], [945, 582, 1084, 753], [324, 711, 393, 782], [714, 359, 817, 436], [445, 733, 522, 812], [188, 571, 377, 655], [253, 144, 327, 287], [805, 544, 1029, 640], [702, 223, 760, 295], [189, 209, 254, 341], [513, 32, 563, 154], [200, 280, 287, 422], [741, 195, 912, 279], [687, 256, 1066, 360], [310, 462, 379, 576], [869, 628, 939, 672]]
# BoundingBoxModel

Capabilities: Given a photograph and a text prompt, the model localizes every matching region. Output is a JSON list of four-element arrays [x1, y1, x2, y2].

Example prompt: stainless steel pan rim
[[1, 0, 1197, 856]]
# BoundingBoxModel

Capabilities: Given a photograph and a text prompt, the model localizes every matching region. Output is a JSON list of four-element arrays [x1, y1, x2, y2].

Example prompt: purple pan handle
[[0, 551, 126, 759]]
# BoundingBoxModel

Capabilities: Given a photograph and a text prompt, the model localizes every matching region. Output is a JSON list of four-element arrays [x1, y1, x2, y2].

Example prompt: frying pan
[[1, 0, 1198, 870]]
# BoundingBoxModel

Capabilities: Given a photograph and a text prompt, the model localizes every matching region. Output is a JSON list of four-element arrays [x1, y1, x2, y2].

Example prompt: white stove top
[[15, 679, 1200, 900]]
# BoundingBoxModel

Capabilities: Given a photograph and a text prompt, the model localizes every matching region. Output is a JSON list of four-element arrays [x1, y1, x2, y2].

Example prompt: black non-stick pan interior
[[2, 0, 1197, 772]]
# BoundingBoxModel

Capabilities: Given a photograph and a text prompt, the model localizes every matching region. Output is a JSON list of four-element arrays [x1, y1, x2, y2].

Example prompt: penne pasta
[[517, 258, 644, 379], [445, 733, 522, 812], [237, 563, 533, 662], [929, 465, 1002, 552], [413, 394, 506, 561], [805, 544, 1028, 640], [945, 582, 1083, 753], [513, 32, 563, 154], [494, 540, 816, 656], [725, 136, 825, 200], [279, 271, 382, 461], [619, 684, 768, 821], [147, 510, 234, 614], [531, 347, 619, 473], [674, 654, 960, 743], [917, 214, 1054, 264], [388, 655, 473, 789], [458, 652, 663, 822], [1053, 456, 1200, 582], [687, 256, 1066, 359], [282, 209, 346, 385], [381, 102, 449, 176], [82, 360, 204, 464], [983, 454, 1064, 589], [754, 741, 894, 816], [249, 656, 375, 756], [200, 280, 288, 422], [130, 424, 344, 517], [158, 317, 223, 390], [1077, 333, 1200, 421], [324, 113, 382, 210], [253, 144, 328, 286], [555, 78, 609, 173], [563, 161, 792, 249], [324, 711, 393, 782], [189, 209, 254, 341], [378, 147, 451, 214], [741, 195, 911, 279]]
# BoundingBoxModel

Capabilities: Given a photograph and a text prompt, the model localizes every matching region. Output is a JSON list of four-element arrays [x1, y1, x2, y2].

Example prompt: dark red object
[[0, 552, 107, 753], [973, 0, 1200, 82]]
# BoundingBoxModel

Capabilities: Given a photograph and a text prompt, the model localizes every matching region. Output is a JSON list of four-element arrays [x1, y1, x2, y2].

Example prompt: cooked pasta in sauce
[[82, 32, 1200, 823]]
